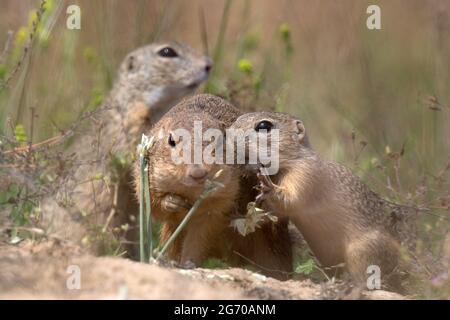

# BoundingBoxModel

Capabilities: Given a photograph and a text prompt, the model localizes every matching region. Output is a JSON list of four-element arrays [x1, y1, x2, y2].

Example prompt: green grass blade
[[139, 155, 147, 263], [143, 160, 152, 260]]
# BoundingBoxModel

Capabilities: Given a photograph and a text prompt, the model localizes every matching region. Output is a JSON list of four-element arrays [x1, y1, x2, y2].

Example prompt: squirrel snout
[[187, 164, 209, 182]]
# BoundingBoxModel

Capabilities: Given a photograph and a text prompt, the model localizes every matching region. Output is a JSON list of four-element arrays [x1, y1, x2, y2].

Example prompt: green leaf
[[0, 192, 8, 204], [279, 23, 293, 55], [7, 184, 20, 200], [9, 235, 23, 245], [14, 124, 27, 144], [88, 87, 104, 110], [0, 64, 6, 80], [202, 258, 229, 269], [83, 47, 98, 65], [238, 59, 253, 75], [295, 258, 316, 275], [279, 23, 291, 41]]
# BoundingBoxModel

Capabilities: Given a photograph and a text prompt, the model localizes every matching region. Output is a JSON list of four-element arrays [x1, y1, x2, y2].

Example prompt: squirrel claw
[[255, 192, 267, 203], [179, 260, 197, 269], [161, 194, 191, 213], [256, 169, 275, 203], [257, 170, 275, 191]]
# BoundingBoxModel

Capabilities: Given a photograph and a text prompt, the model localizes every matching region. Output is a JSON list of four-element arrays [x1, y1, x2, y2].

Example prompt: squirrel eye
[[157, 47, 178, 58], [168, 134, 176, 147], [255, 120, 273, 132]]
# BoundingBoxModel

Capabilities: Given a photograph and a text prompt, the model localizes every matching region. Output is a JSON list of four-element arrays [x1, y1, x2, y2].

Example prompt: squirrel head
[[114, 42, 212, 114], [228, 111, 315, 173], [147, 110, 239, 203]]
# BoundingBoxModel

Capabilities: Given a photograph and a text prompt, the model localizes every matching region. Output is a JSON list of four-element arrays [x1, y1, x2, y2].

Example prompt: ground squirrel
[[135, 94, 293, 280], [42, 42, 212, 251], [229, 111, 418, 289]]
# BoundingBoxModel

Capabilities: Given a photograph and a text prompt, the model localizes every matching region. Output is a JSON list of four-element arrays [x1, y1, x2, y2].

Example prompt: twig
[[436, 158, 450, 181], [233, 250, 334, 281], [157, 179, 223, 261], [394, 160, 403, 193], [1, 226, 76, 245], [232, 250, 295, 276], [102, 183, 119, 233], [1, 226, 45, 236], [90, 180, 98, 220], [2, 135, 67, 155], [2, 105, 111, 156], [314, 265, 333, 282], [25, 107, 36, 166]]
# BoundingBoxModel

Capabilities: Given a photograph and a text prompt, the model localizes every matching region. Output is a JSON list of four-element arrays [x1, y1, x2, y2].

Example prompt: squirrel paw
[[179, 260, 197, 269], [256, 169, 275, 202], [161, 194, 191, 213]]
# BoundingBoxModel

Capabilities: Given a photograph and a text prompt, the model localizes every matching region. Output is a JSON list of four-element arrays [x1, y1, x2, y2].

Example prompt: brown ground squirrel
[[135, 94, 293, 280], [42, 42, 212, 251], [229, 111, 418, 289]]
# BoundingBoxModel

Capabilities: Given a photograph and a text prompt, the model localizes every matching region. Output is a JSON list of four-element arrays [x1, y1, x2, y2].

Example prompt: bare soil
[[0, 239, 406, 300]]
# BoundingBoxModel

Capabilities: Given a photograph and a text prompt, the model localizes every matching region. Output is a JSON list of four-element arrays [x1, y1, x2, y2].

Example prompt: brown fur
[[135, 95, 293, 280], [229, 111, 418, 290], [41, 42, 211, 251]]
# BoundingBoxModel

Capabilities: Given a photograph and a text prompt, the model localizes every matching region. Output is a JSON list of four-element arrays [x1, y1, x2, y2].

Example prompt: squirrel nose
[[205, 60, 213, 73], [188, 164, 208, 181]]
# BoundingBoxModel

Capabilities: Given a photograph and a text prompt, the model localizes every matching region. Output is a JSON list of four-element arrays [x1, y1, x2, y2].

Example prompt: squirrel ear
[[295, 120, 306, 140], [127, 55, 135, 71], [157, 128, 165, 140]]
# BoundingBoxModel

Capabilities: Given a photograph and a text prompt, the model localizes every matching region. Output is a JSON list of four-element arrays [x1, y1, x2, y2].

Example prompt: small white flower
[[137, 134, 155, 156]]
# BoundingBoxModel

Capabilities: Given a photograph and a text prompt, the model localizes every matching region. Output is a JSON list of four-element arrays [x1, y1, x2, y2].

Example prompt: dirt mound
[[0, 239, 405, 300]]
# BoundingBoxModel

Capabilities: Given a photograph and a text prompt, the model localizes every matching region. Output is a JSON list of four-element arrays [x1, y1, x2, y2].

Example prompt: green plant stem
[[205, 0, 232, 91], [213, 0, 232, 66], [157, 185, 218, 260], [139, 155, 147, 263], [144, 162, 152, 260]]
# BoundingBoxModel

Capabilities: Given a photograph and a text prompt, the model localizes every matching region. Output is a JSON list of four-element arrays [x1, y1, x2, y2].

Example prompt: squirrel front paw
[[255, 169, 275, 203], [161, 194, 191, 214], [179, 260, 197, 269]]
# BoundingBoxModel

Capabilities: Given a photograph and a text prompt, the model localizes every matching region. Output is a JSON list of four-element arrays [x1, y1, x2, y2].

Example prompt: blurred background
[[1, 0, 449, 175], [0, 0, 449, 296]]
